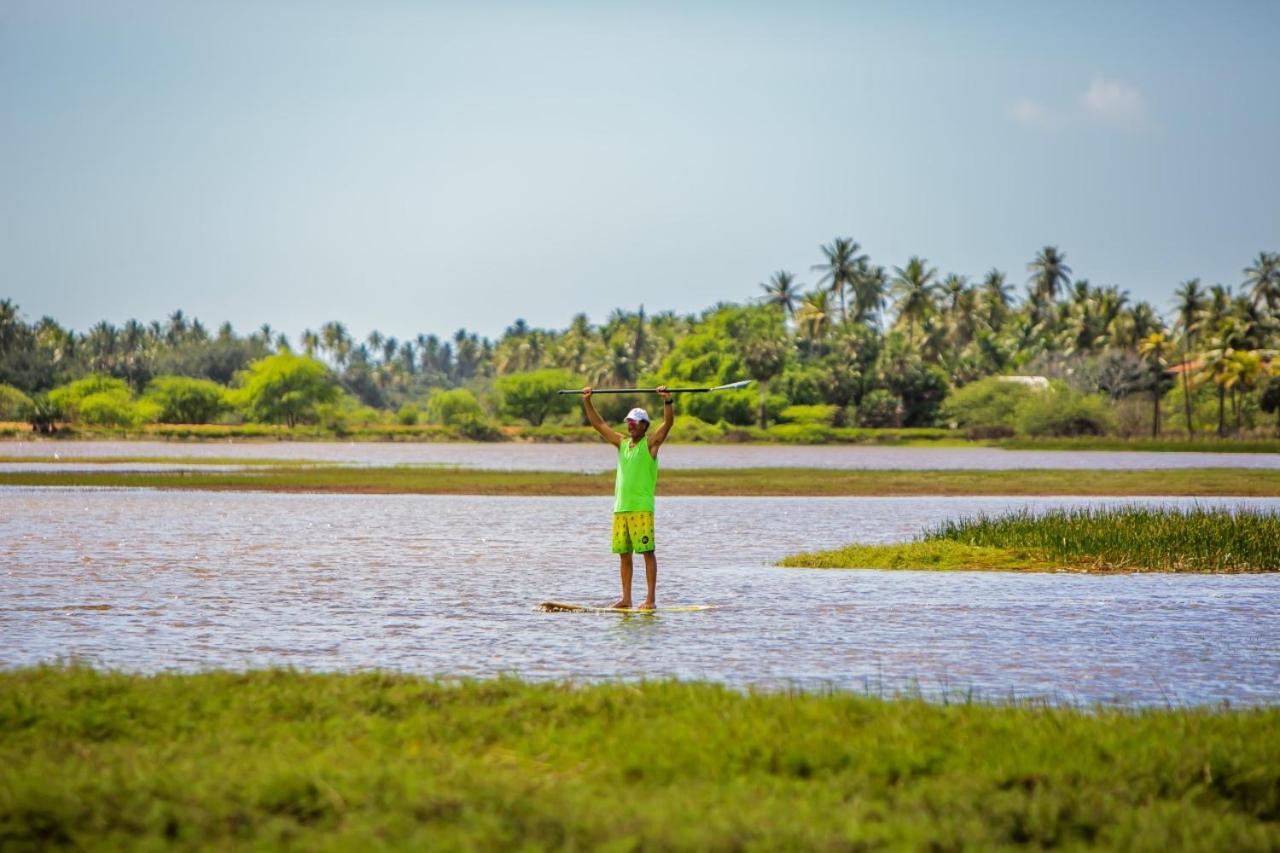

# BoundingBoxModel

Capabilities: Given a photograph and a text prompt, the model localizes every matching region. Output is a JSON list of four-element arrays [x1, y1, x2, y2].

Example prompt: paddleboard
[[538, 601, 717, 614]]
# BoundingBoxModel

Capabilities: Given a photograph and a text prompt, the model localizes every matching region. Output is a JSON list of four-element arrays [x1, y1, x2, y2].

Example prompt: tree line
[[1, 243, 1278, 437]]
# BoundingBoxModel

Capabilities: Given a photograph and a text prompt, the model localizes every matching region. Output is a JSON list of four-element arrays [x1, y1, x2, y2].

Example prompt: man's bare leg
[[612, 553, 634, 608], [638, 551, 657, 609]]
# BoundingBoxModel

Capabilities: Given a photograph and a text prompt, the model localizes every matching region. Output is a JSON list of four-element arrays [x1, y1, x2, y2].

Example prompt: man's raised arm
[[582, 387, 622, 446], [648, 385, 675, 455]]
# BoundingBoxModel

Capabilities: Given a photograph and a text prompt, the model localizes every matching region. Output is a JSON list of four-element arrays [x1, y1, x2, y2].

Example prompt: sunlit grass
[[2, 667, 1277, 849], [782, 506, 1280, 573]]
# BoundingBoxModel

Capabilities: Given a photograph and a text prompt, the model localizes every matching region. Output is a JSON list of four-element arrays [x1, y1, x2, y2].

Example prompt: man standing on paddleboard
[[581, 385, 674, 609]]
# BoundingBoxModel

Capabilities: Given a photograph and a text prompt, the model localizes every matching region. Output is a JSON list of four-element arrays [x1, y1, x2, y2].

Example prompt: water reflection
[[2, 488, 1277, 706]]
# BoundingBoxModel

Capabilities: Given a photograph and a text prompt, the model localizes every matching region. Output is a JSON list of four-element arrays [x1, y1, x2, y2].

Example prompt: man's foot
[[637, 599, 656, 610], [610, 598, 632, 609]]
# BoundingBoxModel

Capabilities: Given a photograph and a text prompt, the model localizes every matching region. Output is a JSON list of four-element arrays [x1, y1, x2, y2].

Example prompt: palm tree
[[301, 330, 320, 357], [890, 256, 939, 342], [1198, 320, 1241, 437], [812, 238, 867, 325], [853, 263, 888, 328], [1137, 332, 1169, 437], [1027, 246, 1072, 319], [1172, 279, 1208, 435], [1244, 251, 1280, 312], [980, 269, 1013, 331], [795, 291, 831, 342], [760, 271, 801, 317]]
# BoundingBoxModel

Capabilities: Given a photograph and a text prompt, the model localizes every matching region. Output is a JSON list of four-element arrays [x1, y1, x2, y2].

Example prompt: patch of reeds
[[2, 667, 1278, 849], [929, 505, 1280, 572]]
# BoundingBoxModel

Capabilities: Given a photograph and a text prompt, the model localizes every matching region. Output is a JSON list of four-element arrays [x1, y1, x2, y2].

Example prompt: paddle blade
[[711, 379, 753, 391]]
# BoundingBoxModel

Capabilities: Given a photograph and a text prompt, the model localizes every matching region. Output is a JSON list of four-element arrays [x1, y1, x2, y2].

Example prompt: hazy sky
[[3, 1, 1278, 342]]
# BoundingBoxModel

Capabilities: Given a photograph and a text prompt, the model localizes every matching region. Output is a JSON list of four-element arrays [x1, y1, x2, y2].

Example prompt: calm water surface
[[2, 439, 1279, 471], [4, 488, 1277, 706]]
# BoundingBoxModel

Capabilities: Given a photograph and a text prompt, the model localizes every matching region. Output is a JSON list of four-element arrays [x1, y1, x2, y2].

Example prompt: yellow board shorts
[[612, 511, 656, 554]]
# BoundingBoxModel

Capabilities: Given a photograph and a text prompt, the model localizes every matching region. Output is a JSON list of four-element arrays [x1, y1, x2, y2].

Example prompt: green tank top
[[614, 436, 658, 513]]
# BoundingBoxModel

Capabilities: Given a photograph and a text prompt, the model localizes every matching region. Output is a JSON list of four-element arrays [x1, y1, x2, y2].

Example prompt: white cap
[[625, 407, 650, 424]]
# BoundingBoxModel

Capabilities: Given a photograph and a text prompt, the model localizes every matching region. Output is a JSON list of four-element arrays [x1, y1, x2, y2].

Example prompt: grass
[[781, 506, 1280, 573], [3, 466, 1280, 497], [997, 436, 1280, 454], [2, 667, 1277, 849]]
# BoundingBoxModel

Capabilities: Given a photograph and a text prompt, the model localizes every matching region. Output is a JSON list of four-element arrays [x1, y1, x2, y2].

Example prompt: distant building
[[996, 375, 1050, 391]]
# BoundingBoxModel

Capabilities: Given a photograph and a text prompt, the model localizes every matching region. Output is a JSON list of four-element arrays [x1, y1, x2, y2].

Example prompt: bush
[[143, 376, 228, 424], [777, 404, 838, 426], [78, 391, 147, 427], [396, 403, 420, 426], [857, 389, 900, 428], [667, 415, 723, 442], [495, 369, 576, 426], [1015, 384, 1115, 437], [427, 388, 486, 426], [230, 354, 340, 427], [0, 383, 33, 420], [941, 376, 1036, 430], [47, 375, 131, 420]]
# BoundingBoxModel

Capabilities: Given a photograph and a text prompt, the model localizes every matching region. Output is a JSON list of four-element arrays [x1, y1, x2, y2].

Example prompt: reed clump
[[931, 506, 1280, 572], [2, 667, 1278, 849], [782, 506, 1280, 572]]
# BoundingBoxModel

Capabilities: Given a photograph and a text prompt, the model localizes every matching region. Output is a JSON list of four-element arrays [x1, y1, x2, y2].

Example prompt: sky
[[2, 1, 1278, 343]]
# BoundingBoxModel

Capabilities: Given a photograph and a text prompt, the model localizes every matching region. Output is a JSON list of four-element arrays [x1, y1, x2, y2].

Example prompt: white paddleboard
[[539, 601, 717, 614]]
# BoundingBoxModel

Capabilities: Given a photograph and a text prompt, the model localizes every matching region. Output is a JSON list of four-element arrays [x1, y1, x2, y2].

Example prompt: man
[[581, 384, 674, 609]]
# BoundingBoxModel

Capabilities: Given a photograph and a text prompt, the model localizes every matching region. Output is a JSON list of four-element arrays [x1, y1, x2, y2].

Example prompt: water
[[2, 439, 1279, 472], [4, 487, 1277, 706]]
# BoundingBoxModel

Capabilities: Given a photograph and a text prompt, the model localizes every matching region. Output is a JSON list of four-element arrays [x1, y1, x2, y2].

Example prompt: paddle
[[556, 379, 753, 395]]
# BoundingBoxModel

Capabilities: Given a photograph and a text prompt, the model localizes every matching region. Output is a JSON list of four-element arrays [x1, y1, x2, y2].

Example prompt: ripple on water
[[2, 488, 1278, 706]]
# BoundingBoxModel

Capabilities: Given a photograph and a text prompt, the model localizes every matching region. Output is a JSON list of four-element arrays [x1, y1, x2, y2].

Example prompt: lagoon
[[4, 488, 1277, 706]]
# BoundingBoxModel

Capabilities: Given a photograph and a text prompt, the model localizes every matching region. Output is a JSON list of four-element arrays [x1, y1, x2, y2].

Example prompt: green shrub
[[777, 404, 838, 425], [143, 376, 228, 424], [396, 403, 420, 425], [0, 383, 33, 420], [427, 388, 486, 426], [767, 423, 831, 443], [668, 415, 723, 442], [77, 391, 145, 427], [229, 353, 340, 427], [857, 389, 900, 427], [1015, 384, 1115, 437], [941, 376, 1036, 430], [495, 369, 576, 426], [47, 375, 131, 420]]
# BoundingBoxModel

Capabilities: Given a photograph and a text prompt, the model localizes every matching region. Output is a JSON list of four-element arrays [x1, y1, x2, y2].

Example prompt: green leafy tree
[[427, 388, 485, 426], [0, 383, 33, 420], [230, 353, 339, 427], [144, 376, 228, 424], [496, 369, 576, 426], [47, 375, 132, 421], [941, 376, 1036, 434]]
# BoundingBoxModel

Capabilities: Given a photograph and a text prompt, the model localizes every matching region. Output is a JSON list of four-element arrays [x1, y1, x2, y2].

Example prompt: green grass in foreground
[[4, 465, 1280, 496], [781, 506, 1280, 573], [2, 668, 1277, 849]]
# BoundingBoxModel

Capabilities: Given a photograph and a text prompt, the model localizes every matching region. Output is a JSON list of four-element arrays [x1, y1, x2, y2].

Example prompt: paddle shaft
[[557, 387, 720, 395]]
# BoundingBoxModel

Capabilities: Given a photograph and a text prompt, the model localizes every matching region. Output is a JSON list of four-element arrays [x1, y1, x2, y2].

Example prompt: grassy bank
[[3, 668, 1277, 849], [0, 420, 962, 444], [3, 465, 1280, 496], [781, 507, 1280, 573], [997, 436, 1280, 454]]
